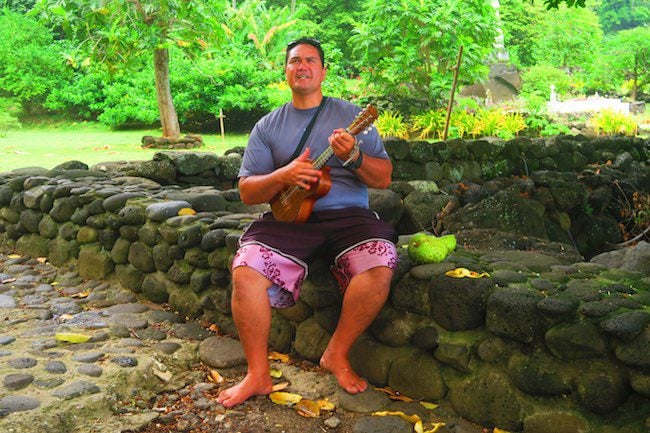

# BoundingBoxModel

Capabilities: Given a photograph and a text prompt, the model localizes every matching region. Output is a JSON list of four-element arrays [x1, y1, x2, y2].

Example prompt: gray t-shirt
[[239, 97, 389, 212]]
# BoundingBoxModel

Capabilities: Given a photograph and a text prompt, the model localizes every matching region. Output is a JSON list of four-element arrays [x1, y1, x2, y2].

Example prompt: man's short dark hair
[[285, 37, 325, 66]]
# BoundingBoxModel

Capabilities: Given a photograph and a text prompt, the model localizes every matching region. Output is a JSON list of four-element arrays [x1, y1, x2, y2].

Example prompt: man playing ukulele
[[217, 37, 398, 408]]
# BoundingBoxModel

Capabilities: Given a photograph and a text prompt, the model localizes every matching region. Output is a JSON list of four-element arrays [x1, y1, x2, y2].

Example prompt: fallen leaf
[[70, 290, 91, 298], [420, 401, 439, 410], [373, 411, 421, 425], [209, 324, 220, 332], [59, 314, 74, 321], [1, 277, 16, 283], [209, 369, 224, 383], [445, 268, 490, 279], [270, 368, 283, 378], [269, 391, 302, 406], [55, 332, 92, 343], [177, 207, 196, 216], [493, 429, 511, 433], [317, 399, 335, 411], [36, 257, 47, 263], [295, 399, 320, 418], [7, 254, 21, 259], [423, 422, 446, 433], [268, 351, 290, 363], [374, 386, 414, 402], [271, 382, 289, 392]]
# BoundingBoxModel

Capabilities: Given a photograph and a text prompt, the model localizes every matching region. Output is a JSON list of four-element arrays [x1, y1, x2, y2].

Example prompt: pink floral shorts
[[232, 239, 397, 308]]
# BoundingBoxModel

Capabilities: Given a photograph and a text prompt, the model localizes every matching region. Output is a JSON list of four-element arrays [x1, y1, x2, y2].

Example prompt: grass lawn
[[0, 121, 250, 172]]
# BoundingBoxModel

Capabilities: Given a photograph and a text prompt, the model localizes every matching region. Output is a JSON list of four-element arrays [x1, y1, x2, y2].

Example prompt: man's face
[[285, 43, 326, 96]]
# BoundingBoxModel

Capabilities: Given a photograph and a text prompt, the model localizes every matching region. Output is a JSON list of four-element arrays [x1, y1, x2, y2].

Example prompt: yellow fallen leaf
[[268, 351, 290, 363], [70, 290, 91, 298], [423, 422, 445, 433], [271, 382, 289, 392], [373, 411, 422, 425], [494, 429, 511, 433], [445, 268, 490, 278], [295, 399, 320, 418], [51, 281, 59, 285], [415, 420, 424, 433], [7, 254, 21, 259], [37, 257, 47, 263], [420, 401, 439, 410], [209, 369, 223, 383], [269, 391, 302, 406], [55, 332, 92, 343], [177, 207, 196, 216], [59, 314, 74, 321], [270, 368, 283, 378], [209, 324, 220, 332], [317, 399, 335, 411]]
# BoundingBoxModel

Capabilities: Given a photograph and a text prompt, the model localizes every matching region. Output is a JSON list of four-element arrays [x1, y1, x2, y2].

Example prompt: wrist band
[[349, 150, 363, 169], [343, 138, 360, 167]]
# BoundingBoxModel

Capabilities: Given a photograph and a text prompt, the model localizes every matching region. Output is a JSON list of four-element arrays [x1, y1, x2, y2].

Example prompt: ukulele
[[270, 104, 379, 223]]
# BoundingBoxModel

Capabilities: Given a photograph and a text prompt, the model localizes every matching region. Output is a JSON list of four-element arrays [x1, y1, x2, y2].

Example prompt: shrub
[[520, 64, 574, 100], [589, 109, 638, 136], [411, 109, 446, 139], [0, 98, 22, 137], [449, 110, 477, 139], [375, 110, 409, 139]]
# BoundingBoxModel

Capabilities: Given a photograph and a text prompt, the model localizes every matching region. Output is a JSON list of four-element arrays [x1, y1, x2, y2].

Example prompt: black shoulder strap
[[287, 96, 328, 162]]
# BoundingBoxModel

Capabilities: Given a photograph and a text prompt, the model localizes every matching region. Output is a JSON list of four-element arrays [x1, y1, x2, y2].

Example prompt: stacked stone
[[387, 134, 649, 183], [0, 141, 648, 432]]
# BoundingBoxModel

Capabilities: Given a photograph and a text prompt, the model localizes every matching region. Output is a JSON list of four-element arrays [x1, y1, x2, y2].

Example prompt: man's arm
[[329, 129, 393, 189], [238, 148, 323, 205]]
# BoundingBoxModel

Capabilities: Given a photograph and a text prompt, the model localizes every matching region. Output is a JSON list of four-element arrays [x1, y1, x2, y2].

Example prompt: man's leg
[[320, 266, 392, 394], [216, 266, 274, 407]]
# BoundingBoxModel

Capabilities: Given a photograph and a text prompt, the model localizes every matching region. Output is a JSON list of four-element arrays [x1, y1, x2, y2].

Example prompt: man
[[216, 37, 398, 408]]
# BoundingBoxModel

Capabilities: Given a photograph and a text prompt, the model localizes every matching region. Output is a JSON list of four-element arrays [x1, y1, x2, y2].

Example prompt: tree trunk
[[154, 47, 180, 139]]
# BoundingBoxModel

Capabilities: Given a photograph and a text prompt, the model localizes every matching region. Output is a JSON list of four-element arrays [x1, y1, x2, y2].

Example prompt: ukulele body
[[270, 166, 332, 223]]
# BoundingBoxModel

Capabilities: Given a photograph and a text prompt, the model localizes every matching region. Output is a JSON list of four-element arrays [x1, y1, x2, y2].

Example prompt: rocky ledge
[[0, 140, 648, 432]]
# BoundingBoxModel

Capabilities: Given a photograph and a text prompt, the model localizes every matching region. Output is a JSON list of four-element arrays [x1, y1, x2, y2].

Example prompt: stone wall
[[0, 135, 648, 432]]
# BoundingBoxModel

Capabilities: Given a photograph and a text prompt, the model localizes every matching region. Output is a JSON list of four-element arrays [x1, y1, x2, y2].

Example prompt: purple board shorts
[[232, 207, 398, 307]]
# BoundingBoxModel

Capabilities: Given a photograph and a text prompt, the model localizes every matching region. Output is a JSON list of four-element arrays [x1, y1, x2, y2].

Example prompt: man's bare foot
[[216, 373, 273, 408], [320, 350, 368, 394]]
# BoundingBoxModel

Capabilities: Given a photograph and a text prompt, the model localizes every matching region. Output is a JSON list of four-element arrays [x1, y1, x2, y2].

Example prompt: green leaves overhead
[[350, 0, 498, 108]]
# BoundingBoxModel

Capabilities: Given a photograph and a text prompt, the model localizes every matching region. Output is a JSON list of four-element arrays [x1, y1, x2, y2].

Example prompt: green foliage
[[471, 108, 526, 140], [411, 109, 447, 140], [531, 5, 603, 72], [499, 0, 546, 67], [0, 97, 22, 136], [520, 65, 574, 100], [0, 9, 71, 104], [588, 109, 638, 136], [597, 0, 650, 33], [522, 95, 571, 136], [350, 0, 497, 110], [449, 110, 477, 139], [375, 111, 410, 139], [585, 26, 650, 100]]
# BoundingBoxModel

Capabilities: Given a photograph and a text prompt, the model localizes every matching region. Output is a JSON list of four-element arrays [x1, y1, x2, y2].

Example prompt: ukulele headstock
[[347, 104, 378, 136]]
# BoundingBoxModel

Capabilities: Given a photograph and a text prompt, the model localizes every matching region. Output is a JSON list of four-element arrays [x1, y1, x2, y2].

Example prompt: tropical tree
[[31, 0, 225, 139], [597, 0, 650, 33], [350, 0, 497, 111], [530, 5, 603, 72], [499, 0, 546, 67], [588, 26, 650, 100]]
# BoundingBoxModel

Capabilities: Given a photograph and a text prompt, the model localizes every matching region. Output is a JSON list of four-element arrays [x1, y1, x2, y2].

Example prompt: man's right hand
[[279, 148, 322, 190]]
